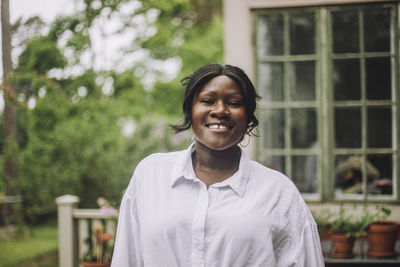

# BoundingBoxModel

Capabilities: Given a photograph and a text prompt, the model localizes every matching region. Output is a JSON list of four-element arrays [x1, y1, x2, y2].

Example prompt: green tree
[[1, 0, 223, 222], [17, 36, 67, 75]]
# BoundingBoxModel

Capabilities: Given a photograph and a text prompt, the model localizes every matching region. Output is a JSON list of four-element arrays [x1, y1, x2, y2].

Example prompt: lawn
[[0, 223, 58, 267]]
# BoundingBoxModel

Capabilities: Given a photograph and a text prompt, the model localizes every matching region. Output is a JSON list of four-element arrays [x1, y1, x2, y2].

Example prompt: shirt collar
[[170, 143, 250, 198]]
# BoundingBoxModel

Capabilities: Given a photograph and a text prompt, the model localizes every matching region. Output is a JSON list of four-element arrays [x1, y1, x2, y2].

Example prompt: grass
[[16, 250, 58, 267], [0, 223, 58, 267]]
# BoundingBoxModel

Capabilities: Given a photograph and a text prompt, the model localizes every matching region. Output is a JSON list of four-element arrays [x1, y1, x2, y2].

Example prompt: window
[[255, 3, 398, 201]]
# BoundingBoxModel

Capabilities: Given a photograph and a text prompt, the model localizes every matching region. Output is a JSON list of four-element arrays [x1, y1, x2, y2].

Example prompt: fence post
[[56, 195, 80, 267]]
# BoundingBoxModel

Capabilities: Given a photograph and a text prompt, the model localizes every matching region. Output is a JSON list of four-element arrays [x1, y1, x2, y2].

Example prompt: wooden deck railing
[[56, 195, 118, 267]]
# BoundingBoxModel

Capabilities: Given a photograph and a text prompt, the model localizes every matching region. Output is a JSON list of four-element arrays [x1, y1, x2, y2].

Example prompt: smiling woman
[[172, 63, 259, 136], [191, 75, 247, 151], [111, 63, 325, 267]]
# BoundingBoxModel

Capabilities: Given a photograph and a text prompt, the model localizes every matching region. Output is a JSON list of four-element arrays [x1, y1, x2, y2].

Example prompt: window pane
[[332, 10, 359, 53], [292, 155, 318, 193], [366, 57, 391, 100], [290, 12, 315, 55], [258, 63, 284, 101], [291, 108, 317, 148], [364, 8, 391, 52], [335, 108, 361, 148], [289, 61, 315, 101], [262, 109, 285, 149], [367, 154, 393, 195], [335, 155, 365, 194], [367, 107, 392, 148], [335, 154, 393, 195], [257, 14, 283, 57], [333, 59, 361, 100], [263, 156, 285, 173]]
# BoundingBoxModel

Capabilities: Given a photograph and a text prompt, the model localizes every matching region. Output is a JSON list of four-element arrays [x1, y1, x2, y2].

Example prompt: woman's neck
[[192, 142, 241, 187]]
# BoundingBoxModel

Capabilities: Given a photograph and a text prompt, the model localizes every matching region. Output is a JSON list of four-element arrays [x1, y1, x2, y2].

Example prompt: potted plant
[[328, 205, 374, 259], [82, 224, 114, 267], [313, 208, 333, 240], [367, 205, 399, 259]]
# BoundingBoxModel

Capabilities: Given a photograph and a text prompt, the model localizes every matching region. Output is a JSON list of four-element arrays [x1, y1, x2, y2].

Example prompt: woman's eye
[[200, 99, 214, 104], [228, 101, 242, 107]]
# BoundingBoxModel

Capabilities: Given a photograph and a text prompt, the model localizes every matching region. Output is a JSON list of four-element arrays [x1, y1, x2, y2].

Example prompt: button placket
[[191, 183, 209, 267]]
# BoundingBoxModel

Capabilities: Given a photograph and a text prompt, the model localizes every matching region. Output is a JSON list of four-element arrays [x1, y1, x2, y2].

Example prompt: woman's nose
[[211, 101, 229, 117]]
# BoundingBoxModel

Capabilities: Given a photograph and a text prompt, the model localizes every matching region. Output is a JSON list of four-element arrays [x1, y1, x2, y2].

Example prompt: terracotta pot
[[330, 234, 356, 259], [367, 221, 399, 259], [319, 225, 332, 240], [82, 262, 111, 267]]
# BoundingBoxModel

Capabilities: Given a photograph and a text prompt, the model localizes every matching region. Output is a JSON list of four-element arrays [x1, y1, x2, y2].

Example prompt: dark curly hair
[[171, 63, 261, 136]]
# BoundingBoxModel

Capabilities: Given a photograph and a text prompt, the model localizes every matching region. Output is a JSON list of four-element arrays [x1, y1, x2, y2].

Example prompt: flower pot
[[319, 225, 332, 240], [82, 261, 111, 267], [330, 234, 356, 259], [367, 221, 399, 259]]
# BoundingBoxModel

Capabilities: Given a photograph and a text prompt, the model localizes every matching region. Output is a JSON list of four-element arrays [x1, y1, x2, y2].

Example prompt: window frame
[[253, 3, 400, 202]]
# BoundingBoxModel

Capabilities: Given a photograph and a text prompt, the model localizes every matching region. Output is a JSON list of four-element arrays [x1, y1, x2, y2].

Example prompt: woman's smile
[[206, 122, 232, 131]]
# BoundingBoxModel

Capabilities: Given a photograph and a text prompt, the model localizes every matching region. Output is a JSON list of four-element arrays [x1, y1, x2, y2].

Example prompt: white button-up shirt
[[111, 144, 324, 267]]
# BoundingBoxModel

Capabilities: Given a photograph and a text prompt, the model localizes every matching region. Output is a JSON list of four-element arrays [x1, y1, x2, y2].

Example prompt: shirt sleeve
[[294, 220, 325, 267], [274, 186, 325, 267], [111, 176, 143, 267], [274, 219, 324, 267]]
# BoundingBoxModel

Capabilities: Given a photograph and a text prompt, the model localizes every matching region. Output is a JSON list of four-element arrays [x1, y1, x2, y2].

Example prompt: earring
[[239, 134, 250, 147], [186, 131, 194, 143]]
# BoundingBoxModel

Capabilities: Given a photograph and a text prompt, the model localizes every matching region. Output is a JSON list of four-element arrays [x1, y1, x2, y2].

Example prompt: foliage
[[314, 204, 392, 238], [329, 205, 374, 238], [178, 17, 223, 72], [1, 0, 222, 223], [18, 78, 186, 221], [372, 205, 391, 221], [16, 36, 67, 75]]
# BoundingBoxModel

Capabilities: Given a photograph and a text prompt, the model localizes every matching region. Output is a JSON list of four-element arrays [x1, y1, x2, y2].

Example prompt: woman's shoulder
[[247, 159, 313, 223], [248, 159, 294, 187], [246, 158, 305, 204], [136, 149, 184, 170], [140, 150, 183, 163], [133, 148, 191, 178], [125, 149, 187, 193]]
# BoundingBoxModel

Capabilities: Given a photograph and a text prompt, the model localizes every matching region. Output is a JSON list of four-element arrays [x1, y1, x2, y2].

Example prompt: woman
[[111, 64, 324, 266]]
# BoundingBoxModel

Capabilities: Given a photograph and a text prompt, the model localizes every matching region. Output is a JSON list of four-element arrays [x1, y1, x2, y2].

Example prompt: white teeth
[[208, 124, 227, 129]]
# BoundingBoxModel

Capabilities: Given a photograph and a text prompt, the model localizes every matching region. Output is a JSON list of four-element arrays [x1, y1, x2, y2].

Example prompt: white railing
[[56, 195, 118, 267]]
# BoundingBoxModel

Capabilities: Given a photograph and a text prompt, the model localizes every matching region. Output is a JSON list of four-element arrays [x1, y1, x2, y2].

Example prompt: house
[[224, 0, 400, 211]]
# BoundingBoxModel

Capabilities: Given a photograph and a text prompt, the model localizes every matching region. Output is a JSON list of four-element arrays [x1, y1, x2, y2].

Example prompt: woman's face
[[191, 75, 247, 151]]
